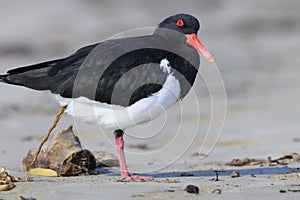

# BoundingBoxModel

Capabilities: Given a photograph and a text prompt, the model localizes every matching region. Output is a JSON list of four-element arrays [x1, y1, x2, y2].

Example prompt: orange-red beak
[[185, 34, 214, 62]]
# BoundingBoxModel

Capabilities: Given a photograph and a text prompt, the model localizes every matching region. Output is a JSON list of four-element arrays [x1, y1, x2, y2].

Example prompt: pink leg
[[114, 130, 153, 182]]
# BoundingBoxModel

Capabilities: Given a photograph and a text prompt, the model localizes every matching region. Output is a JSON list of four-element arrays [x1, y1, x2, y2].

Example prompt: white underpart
[[57, 58, 181, 130]]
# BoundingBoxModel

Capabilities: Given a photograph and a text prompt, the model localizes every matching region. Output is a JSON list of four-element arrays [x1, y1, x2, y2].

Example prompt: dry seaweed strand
[[209, 171, 219, 181], [226, 153, 300, 167]]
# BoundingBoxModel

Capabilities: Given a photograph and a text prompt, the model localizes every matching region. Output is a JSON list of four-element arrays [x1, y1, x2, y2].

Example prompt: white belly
[[57, 59, 181, 130]]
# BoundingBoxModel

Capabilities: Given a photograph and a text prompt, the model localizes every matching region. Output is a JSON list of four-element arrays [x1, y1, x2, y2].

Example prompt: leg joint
[[114, 129, 124, 137]]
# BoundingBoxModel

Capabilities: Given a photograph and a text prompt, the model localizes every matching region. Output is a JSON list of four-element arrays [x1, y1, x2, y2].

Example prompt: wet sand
[[1, 0, 300, 199]]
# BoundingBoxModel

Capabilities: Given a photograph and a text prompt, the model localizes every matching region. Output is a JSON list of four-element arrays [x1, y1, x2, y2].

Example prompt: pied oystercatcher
[[0, 13, 214, 181]]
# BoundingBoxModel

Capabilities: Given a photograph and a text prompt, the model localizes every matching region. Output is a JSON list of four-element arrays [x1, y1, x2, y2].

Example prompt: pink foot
[[121, 173, 153, 182]]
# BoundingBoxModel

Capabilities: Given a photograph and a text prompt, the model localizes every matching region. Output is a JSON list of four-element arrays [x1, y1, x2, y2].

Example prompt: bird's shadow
[[104, 166, 300, 178], [148, 166, 300, 178]]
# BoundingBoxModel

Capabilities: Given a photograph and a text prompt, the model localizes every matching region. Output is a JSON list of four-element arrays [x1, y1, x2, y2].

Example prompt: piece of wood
[[22, 125, 96, 176]]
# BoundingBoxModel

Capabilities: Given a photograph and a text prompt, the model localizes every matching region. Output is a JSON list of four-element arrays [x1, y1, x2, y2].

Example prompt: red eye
[[177, 19, 184, 27]]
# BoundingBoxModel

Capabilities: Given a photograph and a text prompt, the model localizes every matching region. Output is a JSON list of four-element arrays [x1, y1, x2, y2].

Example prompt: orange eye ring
[[177, 19, 184, 27]]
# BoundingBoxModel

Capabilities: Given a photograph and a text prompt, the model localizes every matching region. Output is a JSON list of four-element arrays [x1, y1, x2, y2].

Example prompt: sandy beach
[[0, 0, 300, 199]]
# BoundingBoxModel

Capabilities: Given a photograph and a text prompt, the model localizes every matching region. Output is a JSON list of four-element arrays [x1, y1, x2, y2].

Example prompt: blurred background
[[0, 0, 299, 172]]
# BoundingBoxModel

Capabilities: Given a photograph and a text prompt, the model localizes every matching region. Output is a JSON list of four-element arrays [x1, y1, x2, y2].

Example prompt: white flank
[[57, 59, 181, 130]]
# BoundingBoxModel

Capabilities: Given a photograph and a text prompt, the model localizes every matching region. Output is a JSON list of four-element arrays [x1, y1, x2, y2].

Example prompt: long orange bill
[[185, 33, 214, 62]]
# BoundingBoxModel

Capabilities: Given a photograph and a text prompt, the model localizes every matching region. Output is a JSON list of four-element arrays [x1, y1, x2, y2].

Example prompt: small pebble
[[231, 171, 240, 178], [165, 179, 179, 183], [212, 189, 222, 194], [287, 189, 300, 193], [293, 138, 300, 142], [20, 197, 37, 200], [185, 185, 199, 194], [165, 189, 175, 193], [180, 172, 194, 177]]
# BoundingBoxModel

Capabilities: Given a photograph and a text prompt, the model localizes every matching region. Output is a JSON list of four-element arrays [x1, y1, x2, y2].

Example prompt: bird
[[0, 13, 214, 181]]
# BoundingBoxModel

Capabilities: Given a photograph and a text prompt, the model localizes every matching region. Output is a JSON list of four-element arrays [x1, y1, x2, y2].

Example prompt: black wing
[[0, 43, 98, 95], [0, 35, 199, 106]]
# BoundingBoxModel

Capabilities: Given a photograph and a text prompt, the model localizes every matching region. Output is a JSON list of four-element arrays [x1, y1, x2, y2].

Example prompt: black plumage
[[0, 13, 201, 107]]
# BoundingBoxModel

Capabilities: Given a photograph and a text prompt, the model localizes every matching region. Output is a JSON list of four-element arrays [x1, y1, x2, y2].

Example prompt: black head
[[157, 13, 200, 35], [155, 13, 214, 62]]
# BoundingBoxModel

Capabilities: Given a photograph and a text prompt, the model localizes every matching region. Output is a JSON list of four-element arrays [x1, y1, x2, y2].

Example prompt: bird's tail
[[0, 59, 76, 97], [0, 74, 8, 83], [0, 61, 56, 89]]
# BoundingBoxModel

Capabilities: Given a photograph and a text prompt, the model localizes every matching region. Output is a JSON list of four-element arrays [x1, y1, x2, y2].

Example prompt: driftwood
[[22, 125, 96, 176]]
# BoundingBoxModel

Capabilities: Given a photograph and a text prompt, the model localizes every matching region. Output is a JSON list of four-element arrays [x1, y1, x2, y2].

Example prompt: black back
[[0, 14, 201, 107]]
